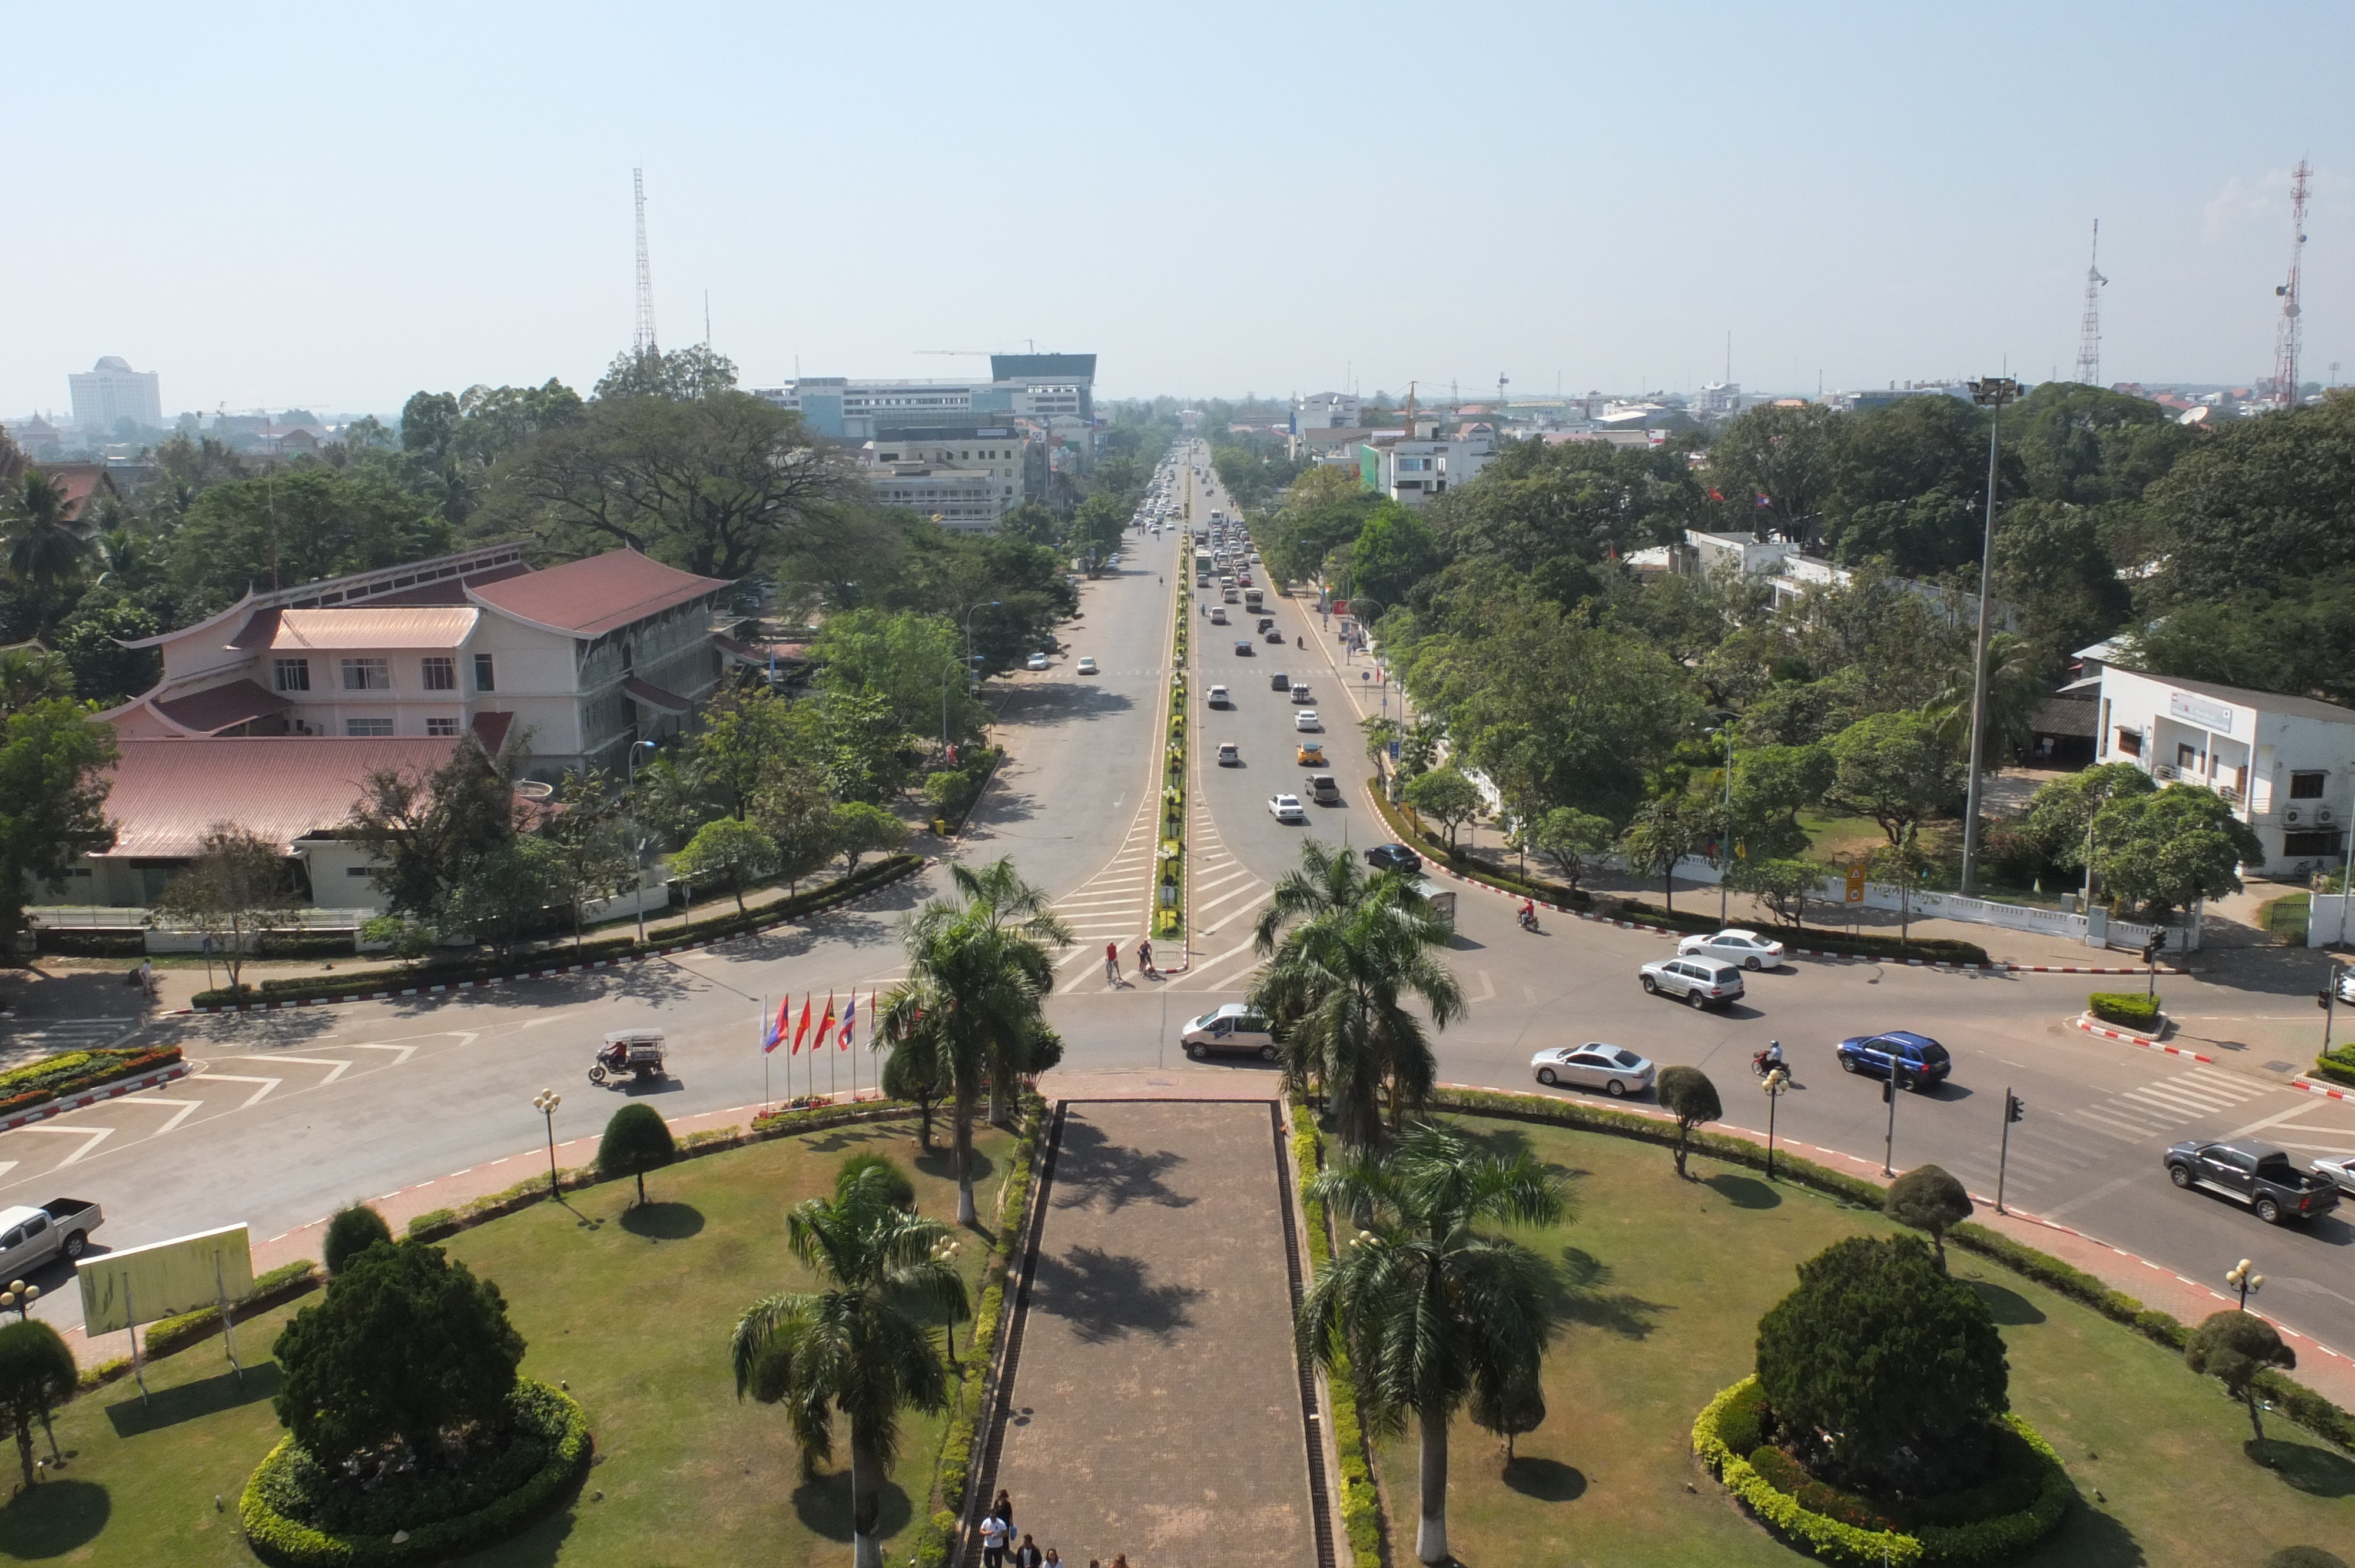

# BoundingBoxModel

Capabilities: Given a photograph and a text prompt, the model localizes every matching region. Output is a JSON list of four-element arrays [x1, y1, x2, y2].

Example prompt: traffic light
[[2005, 1091, 2026, 1124], [1881, 1078, 1893, 1105]]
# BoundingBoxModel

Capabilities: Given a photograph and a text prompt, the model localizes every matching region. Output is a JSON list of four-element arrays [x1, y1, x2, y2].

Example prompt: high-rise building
[[68, 357, 164, 436]]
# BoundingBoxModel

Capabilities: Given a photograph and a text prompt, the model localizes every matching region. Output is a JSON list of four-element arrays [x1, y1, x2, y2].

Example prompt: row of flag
[[762, 991, 866, 1055]]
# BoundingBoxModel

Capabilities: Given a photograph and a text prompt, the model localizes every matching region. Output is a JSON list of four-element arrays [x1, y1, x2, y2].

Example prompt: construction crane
[[2074, 220, 2106, 387], [2272, 158, 2311, 409], [632, 168, 657, 360]]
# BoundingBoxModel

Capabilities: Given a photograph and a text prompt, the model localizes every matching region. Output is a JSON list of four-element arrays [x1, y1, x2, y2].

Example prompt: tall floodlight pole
[[1958, 377, 2020, 895], [2273, 159, 2311, 408], [2074, 221, 2107, 386], [633, 168, 658, 361]]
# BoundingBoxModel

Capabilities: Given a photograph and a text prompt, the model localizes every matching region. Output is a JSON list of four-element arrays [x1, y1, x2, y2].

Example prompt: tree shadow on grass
[[792, 1471, 913, 1542], [1962, 1278, 2046, 1326], [1705, 1172, 1780, 1210], [619, 1201, 705, 1241], [914, 1148, 996, 1185], [2016, 1500, 2143, 1567], [806, 1125, 900, 1155], [1552, 1247, 1669, 1340], [105, 1361, 281, 1437], [0, 1480, 108, 1557], [1501, 1457, 1586, 1502], [2258, 1438, 2355, 1497]]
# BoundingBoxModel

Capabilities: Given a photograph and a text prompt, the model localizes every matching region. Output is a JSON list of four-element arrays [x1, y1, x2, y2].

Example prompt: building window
[[473, 653, 496, 692], [2284, 830, 2343, 858], [346, 718, 394, 736], [2115, 729, 2142, 758], [2291, 770, 2328, 799], [273, 657, 311, 692], [346, 866, 372, 876], [2176, 742, 2204, 773], [421, 656, 456, 690], [426, 717, 459, 736], [340, 657, 390, 691]]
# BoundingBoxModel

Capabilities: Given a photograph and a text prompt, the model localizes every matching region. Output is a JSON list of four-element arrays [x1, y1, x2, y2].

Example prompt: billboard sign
[[78, 1222, 253, 1335]]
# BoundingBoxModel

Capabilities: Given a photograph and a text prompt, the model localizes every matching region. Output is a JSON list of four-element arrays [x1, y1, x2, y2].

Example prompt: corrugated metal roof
[[269, 608, 479, 650], [470, 550, 729, 638], [151, 680, 287, 735], [98, 737, 459, 859], [623, 676, 692, 713]]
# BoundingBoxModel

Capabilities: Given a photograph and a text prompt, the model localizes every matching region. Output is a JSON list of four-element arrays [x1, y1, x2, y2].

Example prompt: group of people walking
[[978, 1489, 1133, 1568], [1103, 938, 1156, 982]]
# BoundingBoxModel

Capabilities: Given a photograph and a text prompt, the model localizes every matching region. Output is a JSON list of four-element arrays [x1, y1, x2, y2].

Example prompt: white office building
[[68, 356, 163, 436]]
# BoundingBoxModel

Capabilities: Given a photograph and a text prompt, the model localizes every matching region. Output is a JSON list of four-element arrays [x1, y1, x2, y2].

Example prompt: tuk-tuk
[[590, 1029, 668, 1085]]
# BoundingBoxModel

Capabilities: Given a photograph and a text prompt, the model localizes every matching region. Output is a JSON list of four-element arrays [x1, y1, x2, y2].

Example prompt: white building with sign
[[2094, 665, 2355, 877]]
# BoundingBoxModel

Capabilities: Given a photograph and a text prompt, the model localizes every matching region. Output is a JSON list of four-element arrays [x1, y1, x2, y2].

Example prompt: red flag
[[838, 992, 858, 1049], [793, 998, 813, 1054], [763, 995, 790, 1054], [1707, 486, 1725, 503], [818, 992, 837, 1048]]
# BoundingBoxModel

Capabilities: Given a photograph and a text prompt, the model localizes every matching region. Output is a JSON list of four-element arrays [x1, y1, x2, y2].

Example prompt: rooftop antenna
[[2074, 220, 2107, 386], [1497, 371, 1508, 408], [704, 290, 711, 348], [632, 168, 658, 361], [2273, 158, 2311, 408]]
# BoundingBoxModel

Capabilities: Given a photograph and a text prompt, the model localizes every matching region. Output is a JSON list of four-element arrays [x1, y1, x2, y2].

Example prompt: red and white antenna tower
[[2271, 158, 2310, 408], [632, 168, 658, 360], [2073, 220, 2106, 386]]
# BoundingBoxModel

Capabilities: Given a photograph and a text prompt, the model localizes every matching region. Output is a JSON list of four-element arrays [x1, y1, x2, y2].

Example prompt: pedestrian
[[1014, 1534, 1044, 1568], [993, 1491, 1014, 1534], [138, 958, 156, 998], [1043, 1551, 1061, 1568], [1104, 941, 1120, 982], [979, 1510, 1009, 1568], [1137, 936, 1155, 976]]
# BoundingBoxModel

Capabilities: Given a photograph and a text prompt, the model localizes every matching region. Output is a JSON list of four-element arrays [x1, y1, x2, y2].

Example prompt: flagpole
[[761, 996, 769, 1114]]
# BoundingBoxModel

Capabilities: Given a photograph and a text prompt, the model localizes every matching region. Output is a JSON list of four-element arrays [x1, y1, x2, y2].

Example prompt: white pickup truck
[[0, 1199, 103, 1277]]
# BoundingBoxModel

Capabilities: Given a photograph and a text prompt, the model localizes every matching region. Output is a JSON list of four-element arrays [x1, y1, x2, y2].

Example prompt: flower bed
[[240, 1378, 591, 1566], [0, 1045, 185, 1117], [1692, 1376, 2073, 1564]]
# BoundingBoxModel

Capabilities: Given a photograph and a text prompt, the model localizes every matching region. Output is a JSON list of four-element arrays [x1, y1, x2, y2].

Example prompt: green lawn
[[1365, 1116, 2355, 1568], [0, 1116, 1012, 1566]]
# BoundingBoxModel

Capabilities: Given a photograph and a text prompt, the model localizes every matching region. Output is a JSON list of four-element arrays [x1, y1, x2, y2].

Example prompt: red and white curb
[[0, 1060, 190, 1131], [2068, 1013, 2213, 1063], [171, 861, 934, 1015], [2291, 1076, 2354, 1102]]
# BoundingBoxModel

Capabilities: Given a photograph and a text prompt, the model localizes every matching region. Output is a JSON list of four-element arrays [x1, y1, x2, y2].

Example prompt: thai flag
[[762, 996, 790, 1054], [838, 993, 857, 1050]]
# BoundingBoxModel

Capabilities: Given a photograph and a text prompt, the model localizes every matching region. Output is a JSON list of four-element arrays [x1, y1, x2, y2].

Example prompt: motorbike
[[1751, 1045, 1786, 1078], [1517, 906, 1541, 932]]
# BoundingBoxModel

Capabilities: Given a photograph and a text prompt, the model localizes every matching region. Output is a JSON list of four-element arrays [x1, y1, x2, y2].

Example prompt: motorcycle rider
[[1754, 1039, 1785, 1075], [1518, 898, 1538, 929]]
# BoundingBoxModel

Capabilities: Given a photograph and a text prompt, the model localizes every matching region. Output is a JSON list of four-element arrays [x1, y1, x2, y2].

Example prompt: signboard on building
[[2168, 692, 2235, 734]]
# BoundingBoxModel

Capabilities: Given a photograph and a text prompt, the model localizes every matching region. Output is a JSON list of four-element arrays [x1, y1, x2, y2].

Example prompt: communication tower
[[2074, 221, 2106, 386], [2272, 160, 2311, 408], [633, 168, 658, 360]]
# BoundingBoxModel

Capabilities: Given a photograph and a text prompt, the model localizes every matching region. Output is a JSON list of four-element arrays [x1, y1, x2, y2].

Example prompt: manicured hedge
[[1290, 1102, 1384, 1568], [193, 855, 926, 1009], [2306, 1047, 2355, 1089], [2087, 991, 2161, 1029], [0, 1045, 183, 1117], [33, 929, 145, 958], [241, 1379, 589, 1566]]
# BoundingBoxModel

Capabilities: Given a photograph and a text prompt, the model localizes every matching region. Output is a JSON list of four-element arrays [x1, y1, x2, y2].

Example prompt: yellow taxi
[[1296, 740, 1326, 766]]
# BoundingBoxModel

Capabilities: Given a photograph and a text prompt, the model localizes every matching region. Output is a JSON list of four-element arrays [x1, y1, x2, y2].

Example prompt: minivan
[[1181, 1003, 1276, 1062]]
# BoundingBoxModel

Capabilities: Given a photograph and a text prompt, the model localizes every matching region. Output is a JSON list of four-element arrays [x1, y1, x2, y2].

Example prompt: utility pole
[[2074, 221, 2107, 386], [633, 168, 658, 362], [2273, 159, 2311, 408], [1958, 376, 2021, 894]]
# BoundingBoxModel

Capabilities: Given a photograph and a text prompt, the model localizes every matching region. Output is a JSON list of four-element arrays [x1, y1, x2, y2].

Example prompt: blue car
[[1835, 1030, 1951, 1090]]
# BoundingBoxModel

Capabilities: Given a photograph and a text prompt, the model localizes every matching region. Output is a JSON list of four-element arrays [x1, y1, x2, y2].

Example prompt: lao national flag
[[818, 993, 837, 1049], [793, 998, 813, 1054], [838, 993, 857, 1050], [1755, 492, 1773, 508], [762, 996, 790, 1054]]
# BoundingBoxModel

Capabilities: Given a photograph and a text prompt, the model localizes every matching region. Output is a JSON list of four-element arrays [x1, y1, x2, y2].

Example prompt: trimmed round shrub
[[321, 1204, 393, 1276], [2266, 1550, 2351, 1568], [596, 1102, 677, 1206]]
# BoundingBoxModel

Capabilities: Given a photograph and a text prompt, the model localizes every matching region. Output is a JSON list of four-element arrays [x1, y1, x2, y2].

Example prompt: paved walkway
[[984, 1100, 1321, 1567]]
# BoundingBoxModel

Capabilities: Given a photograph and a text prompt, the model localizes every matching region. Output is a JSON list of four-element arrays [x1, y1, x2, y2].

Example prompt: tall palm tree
[[1, 471, 94, 590], [1300, 1122, 1565, 1566], [878, 857, 1066, 1224], [1250, 840, 1463, 1148], [732, 1161, 968, 1568]]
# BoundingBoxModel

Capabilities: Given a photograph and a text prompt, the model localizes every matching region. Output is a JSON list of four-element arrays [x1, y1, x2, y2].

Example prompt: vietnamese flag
[[763, 995, 790, 1054], [793, 997, 813, 1054], [818, 993, 837, 1049]]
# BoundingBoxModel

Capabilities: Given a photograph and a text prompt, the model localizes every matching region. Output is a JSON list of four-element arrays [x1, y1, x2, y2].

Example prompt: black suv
[[1365, 843, 1422, 874]]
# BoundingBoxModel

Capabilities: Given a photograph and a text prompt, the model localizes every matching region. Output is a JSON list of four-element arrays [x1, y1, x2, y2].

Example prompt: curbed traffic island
[[241, 1378, 591, 1567]]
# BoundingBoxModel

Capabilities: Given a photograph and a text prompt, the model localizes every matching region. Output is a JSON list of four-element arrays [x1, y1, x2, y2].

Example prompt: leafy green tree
[[1618, 796, 1707, 911], [1469, 1368, 1546, 1466], [1724, 857, 1821, 928], [1826, 710, 1964, 846], [1070, 494, 1127, 565], [754, 766, 843, 894], [2147, 391, 2355, 605], [1518, 806, 1613, 893], [1755, 1234, 2009, 1494], [1299, 1121, 1564, 1565], [691, 686, 805, 820], [152, 825, 305, 989], [1728, 743, 1836, 862], [2020, 761, 2155, 882], [1655, 1066, 1721, 1179], [879, 1036, 948, 1152], [597, 1102, 678, 1205], [809, 608, 974, 739], [1883, 1164, 1973, 1271], [731, 1161, 966, 1568], [2185, 1310, 2297, 1450], [995, 499, 1063, 547], [1701, 401, 1839, 548], [0, 699, 117, 944], [273, 1241, 526, 1460], [829, 801, 908, 875], [1820, 393, 2010, 572], [540, 771, 642, 948], [1992, 498, 2133, 665], [0, 1320, 74, 1487], [672, 816, 777, 916], [167, 470, 450, 617], [629, 751, 726, 848], [441, 836, 559, 958], [322, 1204, 393, 1275], [2089, 785, 2264, 921], [835, 1152, 916, 1210], [49, 600, 160, 707], [2123, 582, 2355, 707], [1422, 438, 1700, 607], [1249, 841, 1464, 1148], [1868, 831, 1934, 947], [1, 470, 94, 591], [2002, 380, 2192, 507], [1403, 766, 1481, 853], [346, 738, 522, 919], [592, 343, 740, 402], [0, 646, 74, 716], [1349, 503, 1442, 610]]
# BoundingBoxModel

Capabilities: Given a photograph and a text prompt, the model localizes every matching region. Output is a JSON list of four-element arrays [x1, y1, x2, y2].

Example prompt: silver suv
[[1639, 956, 1745, 1010]]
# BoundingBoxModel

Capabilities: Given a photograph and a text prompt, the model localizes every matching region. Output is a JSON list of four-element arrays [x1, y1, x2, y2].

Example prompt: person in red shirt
[[1104, 941, 1120, 982]]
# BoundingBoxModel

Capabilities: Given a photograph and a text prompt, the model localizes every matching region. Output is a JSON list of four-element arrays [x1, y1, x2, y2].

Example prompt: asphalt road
[[13, 438, 2354, 1368]]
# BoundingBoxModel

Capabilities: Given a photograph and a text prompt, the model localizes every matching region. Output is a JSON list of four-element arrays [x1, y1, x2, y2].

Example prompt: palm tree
[[1250, 840, 1463, 1148], [1300, 1122, 1565, 1565], [732, 1161, 967, 1568], [1, 471, 94, 590], [879, 857, 1066, 1224], [0, 646, 74, 717]]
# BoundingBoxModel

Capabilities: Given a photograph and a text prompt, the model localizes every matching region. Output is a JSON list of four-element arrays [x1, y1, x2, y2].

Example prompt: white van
[[1180, 1003, 1276, 1061]]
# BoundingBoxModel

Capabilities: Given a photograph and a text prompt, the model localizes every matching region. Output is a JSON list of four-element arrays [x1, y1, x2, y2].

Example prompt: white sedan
[[1293, 709, 1321, 732], [1076, 657, 1099, 676], [2312, 1155, 2355, 1197], [1025, 653, 1050, 671], [1268, 793, 1306, 823], [1676, 928, 1787, 970], [1530, 1044, 1657, 1098]]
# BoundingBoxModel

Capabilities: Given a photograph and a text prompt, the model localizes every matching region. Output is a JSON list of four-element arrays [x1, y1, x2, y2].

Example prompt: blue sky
[[5, 2, 2349, 416]]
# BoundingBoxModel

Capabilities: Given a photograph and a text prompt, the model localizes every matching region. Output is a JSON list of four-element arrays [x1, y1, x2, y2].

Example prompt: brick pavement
[[984, 1100, 1319, 1568]]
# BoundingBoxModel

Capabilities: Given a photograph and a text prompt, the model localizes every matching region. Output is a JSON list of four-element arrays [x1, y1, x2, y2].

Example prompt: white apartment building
[[1680, 530, 2023, 634], [67, 356, 163, 435], [862, 460, 1012, 532], [2095, 666, 2355, 876], [1355, 422, 1497, 507], [1293, 391, 1362, 430]]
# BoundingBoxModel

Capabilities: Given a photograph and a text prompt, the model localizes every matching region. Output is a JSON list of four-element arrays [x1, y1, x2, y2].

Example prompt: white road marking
[[2064, 1106, 2163, 1141], [15, 1125, 117, 1165], [344, 1042, 420, 1067], [2222, 1101, 2341, 1141], [1470, 969, 1496, 1004], [2039, 1170, 2148, 1220], [1193, 882, 1272, 918], [191, 1073, 283, 1109], [235, 1055, 353, 1085]]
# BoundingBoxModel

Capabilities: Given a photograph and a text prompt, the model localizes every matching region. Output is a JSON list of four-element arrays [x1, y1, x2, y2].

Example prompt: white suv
[[1639, 957, 1745, 1010]]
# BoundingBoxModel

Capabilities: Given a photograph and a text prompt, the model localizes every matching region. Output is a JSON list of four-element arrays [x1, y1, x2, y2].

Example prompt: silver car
[[1640, 957, 1745, 1009], [2312, 1155, 2355, 1197], [1530, 1044, 1656, 1098]]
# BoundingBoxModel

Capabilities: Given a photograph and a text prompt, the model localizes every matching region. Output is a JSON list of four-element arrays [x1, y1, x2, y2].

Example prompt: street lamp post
[[934, 1235, 964, 1357], [1709, 714, 1737, 923], [532, 1088, 562, 1198], [2226, 1257, 2264, 1313], [0, 1280, 39, 1321], [963, 600, 1001, 677], [1760, 1067, 1790, 1180], [625, 738, 656, 789], [1959, 376, 2021, 895]]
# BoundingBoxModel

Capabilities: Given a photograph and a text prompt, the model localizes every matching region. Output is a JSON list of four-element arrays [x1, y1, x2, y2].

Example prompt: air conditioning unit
[[2286, 809, 2303, 825], [2322, 808, 2336, 824]]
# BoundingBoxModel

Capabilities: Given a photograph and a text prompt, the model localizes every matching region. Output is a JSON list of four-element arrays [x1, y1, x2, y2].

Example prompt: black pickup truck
[[2164, 1139, 2342, 1225]]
